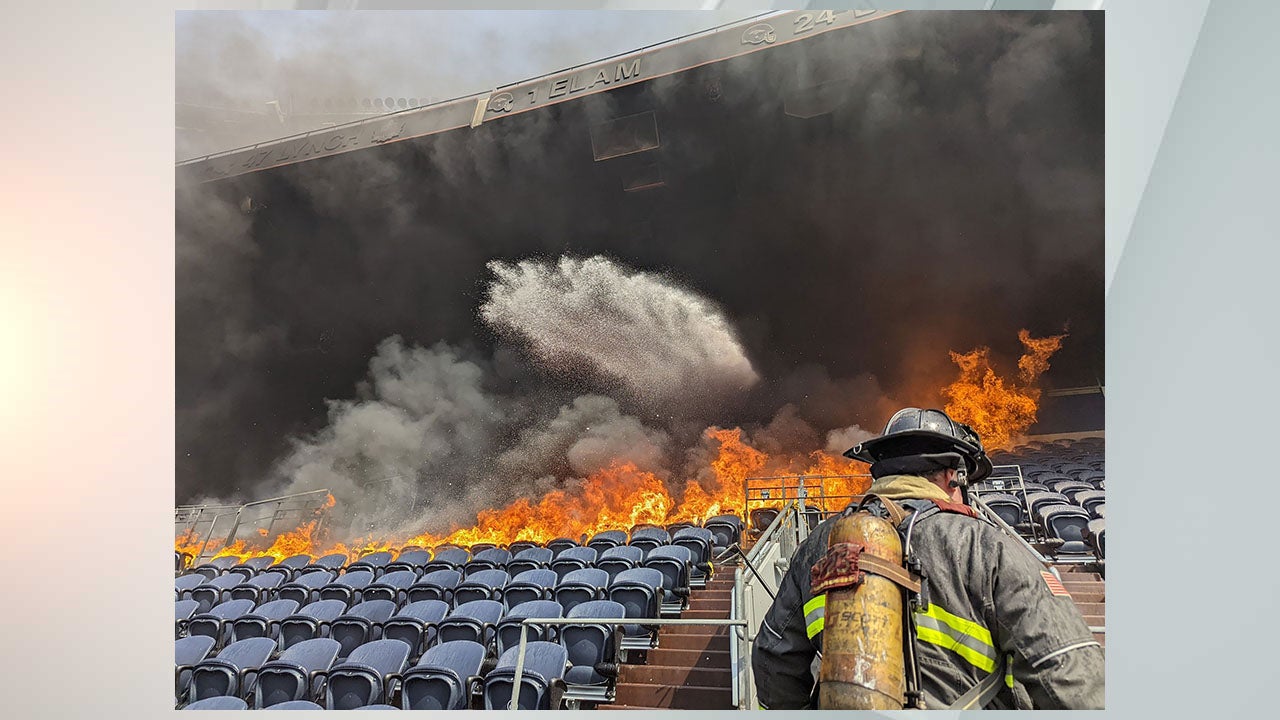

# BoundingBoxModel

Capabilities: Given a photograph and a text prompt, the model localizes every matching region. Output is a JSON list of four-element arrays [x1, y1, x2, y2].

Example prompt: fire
[[942, 329, 1066, 449]]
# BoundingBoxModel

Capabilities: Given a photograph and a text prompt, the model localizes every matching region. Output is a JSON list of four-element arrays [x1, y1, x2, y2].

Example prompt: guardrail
[[506, 617, 749, 711]]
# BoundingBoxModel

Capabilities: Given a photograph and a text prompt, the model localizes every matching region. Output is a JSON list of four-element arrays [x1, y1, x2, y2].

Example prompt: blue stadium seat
[[506, 547, 555, 577], [643, 545, 693, 613], [672, 527, 714, 588], [508, 540, 542, 556], [587, 530, 628, 555], [191, 556, 239, 581], [363, 569, 418, 605], [262, 554, 312, 582], [230, 598, 299, 642], [561, 599, 625, 703], [325, 639, 411, 709], [385, 548, 432, 576], [1074, 490, 1107, 518], [551, 547, 598, 582], [422, 547, 470, 575], [595, 546, 642, 584], [185, 636, 276, 704], [229, 556, 277, 580], [190, 573, 247, 613], [406, 569, 462, 605], [1040, 505, 1094, 555], [504, 569, 558, 609], [436, 599, 504, 648], [607, 568, 663, 646], [176, 599, 201, 636], [555, 568, 609, 614], [183, 695, 248, 710], [454, 569, 510, 606], [628, 526, 671, 556], [263, 699, 324, 710], [318, 569, 375, 608], [276, 570, 334, 606], [496, 600, 563, 655], [348, 551, 395, 578], [331, 599, 398, 659], [483, 642, 568, 710], [176, 573, 205, 599], [253, 637, 341, 708], [464, 548, 513, 578], [749, 508, 780, 535], [1087, 518, 1106, 558], [188, 598, 256, 648], [175, 635, 217, 701], [981, 493, 1026, 527], [382, 600, 451, 661], [301, 553, 348, 575], [279, 599, 347, 651], [703, 515, 743, 549], [546, 538, 580, 558], [397, 640, 487, 710], [229, 571, 284, 604]]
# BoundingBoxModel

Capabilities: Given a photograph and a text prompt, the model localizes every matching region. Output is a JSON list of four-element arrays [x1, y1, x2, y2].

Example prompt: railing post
[[509, 623, 530, 710]]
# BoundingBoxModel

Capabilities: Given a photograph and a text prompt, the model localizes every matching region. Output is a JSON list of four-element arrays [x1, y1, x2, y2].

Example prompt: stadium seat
[[325, 639, 412, 709], [318, 569, 375, 608], [348, 551, 395, 578], [629, 526, 672, 556], [555, 568, 609, 614], [454, 569, 510, 606], [331, 599, 398, 659], [382, 600, 450, 661], [1048, 480, 1094, 499], [981, 493, 1027, 527], [175, 635, 217, 701], [422, 547, 470, 574], [406, 569, 462, 604], [176, 599, 201, 636], [703, 515, 743, 549], [363, 569, 418, 604], [506, 547, 554, 577], [436, 599, 504, 648], [1086, 518, 1106, 558], [470, 542, 499, 554], [263, 700, 324, 710], [643, 545, 693, 613], [665, 522, 695, 535], [183, 695, 249, 710], [672, 527, 714, 588], [262, 554, 312, 581], [1094, 503, 1106, 518], [546, 538, 580, 558], [595, 546, 643, 583], [176, 573, 205, 599], [190, 573, 247, 613], [607, 568, 664, 647], [551, 547, 598, 581], [300, 553, 348, 575], [253, 637, 341, 708], [483, 641, 568, 710], [496, 599, 563, 654], [191, 556, 239, 581], [504, 569, 558, 609], [1075, 490, 1107, 518], [231, 598, 299, 642], [507, 540, 541, 555], [385, 548, 432, 576], [279, 599, 348, 651], [188, 598, 256, 648], [276, 570, 334, 606], [587, 530, 628, 555], [749, 508, 780, 535], [560, 599, 625, 703], [229, 571, 284, 604], [1026, 492, 1072, 522], [229, 556, 277, 580], [396, 640, 487, 710], [184, 636, 277, 704], [464, 548, 513, 578], [1040, 505, 1094, 555]]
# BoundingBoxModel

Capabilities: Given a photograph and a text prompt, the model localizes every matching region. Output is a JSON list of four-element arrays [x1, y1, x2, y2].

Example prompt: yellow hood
[[865, 474, 954, 503]]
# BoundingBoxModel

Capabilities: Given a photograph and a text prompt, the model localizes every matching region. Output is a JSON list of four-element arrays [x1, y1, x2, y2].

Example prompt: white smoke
[[825, 424, 877, 455], [480, 255, 759, 409], [497, 394, 670, 478]]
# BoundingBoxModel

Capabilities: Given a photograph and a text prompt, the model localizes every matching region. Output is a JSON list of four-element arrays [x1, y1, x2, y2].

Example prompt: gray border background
[[3, 1, 1276, 717]]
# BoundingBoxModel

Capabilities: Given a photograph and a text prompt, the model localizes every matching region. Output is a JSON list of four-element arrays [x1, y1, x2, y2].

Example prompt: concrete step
[[687, 598, 731, 611], [646, 648, 730, 666], [1074, 602, 1105, 617], [620, 663, 732, 688], [1083, 615, 1105, 626], [1067, 592, 1104, 604], [657, 633, 730, 652], [613, 682, 733, 709]]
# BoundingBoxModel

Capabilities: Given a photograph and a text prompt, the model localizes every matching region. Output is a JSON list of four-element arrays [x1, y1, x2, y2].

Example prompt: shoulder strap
[[947, 655, 1008, 709]]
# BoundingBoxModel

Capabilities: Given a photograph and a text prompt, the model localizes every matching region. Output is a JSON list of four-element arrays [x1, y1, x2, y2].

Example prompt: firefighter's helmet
[[844, 408, 993, 483]]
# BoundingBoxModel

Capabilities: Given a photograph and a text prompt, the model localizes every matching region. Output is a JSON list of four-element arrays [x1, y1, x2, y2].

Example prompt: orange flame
[[942, 330, 1066, 449]]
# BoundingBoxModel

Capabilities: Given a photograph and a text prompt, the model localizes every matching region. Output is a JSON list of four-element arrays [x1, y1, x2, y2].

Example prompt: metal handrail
[[506, 617, 748, 711]]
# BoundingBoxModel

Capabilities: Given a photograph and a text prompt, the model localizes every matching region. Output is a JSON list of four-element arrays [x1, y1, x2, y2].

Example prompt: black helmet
[[844, 407, 993, 483]]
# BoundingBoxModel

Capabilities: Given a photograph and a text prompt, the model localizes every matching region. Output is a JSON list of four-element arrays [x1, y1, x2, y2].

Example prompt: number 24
[[795, 10, 837, 35]]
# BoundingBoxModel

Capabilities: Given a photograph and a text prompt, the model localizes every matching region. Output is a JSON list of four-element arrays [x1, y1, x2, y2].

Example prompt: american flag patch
[[1041, 571, 1071, 597]]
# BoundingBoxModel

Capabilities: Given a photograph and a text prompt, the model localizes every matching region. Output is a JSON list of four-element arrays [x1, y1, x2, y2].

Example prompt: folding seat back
[[436, 599, 504, 647], [347, 551, 394, 578], [665, 522, 694, 535], [176, 599, 201, 636], [550, 546, 598, 581], [672, 527, 714, 583], [277, 570, 334, 606], [1075, 490, 1107, 517], [504, 568, 557, 609], [454, 569, 510, 606], [505, 547, 554, 577], [749, 507, 780, 534], [1026, 492, 1071, 520], [264, 700, 324, 709], [175, 573, 205, 599], [382, 599, 450, 660], [561, 600, 626, 693], [483, 642, 567, 710], [175, 635, 217, 700], [407, 568, 463, 604], [398, 640, 487, 710], [229, 571, 284, 603], [279, 599, 347, 651], [263, 554, 312, 581], [595, 546, 642, 583], [188, 598, 256, 648], [982, 493, 1026, 527], [1087, 518, 1106, 558], [325, 639, 410, 709], [331, 599, 398, 659], [301, 552, 349, 574], [362, 569, 417, 604], [546, 538, 579, 558], [190, 573, 246, 613], [555, 568, 609, 614], [191, 556, 239, 581], [253, 637, 341, 708], [385, 549, 432, 575], [507, 540, 541, 556], [422, 547, 470, 574], [188, 636, 276, 702], [587, 530, 627, 555], [643, 545, 693, 607], [464, 548, 513, 578], [318, 569, 375, 608], [607, 568, 663, 638], [470, 542, 498, 554], [1041, 505, 1094, 554], [1050, 480, 1094, 499], [496, 600, 562, 655], [1020, 481, 1051, 495], [231, 598, 299, 642], [628, 526, 671, 555], [229, 556, 276, 580], [183, 695, 248, 710], [703, 515, 742, 549]]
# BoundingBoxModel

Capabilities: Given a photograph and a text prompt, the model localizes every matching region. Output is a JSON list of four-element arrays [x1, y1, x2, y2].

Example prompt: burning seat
[[464, 548, 513, 578], [454, 569, 511, 606], [228, 572, 284, 604], [385, 548, 433, 576], [508, 540, 542, 555], [331, 599, 398, 659], [252, 637, 341, 708], [175, 635, 217, 701], [187, 598, 256, 649], [382, 599, 451, 662], [506, 547, 554, 576], [643, 545, 693, 615], [504, 569, 558, 609], [230, 598, 299, 642], [703, 515, 743, 549], [550, 547, 598, 581], [422, 547, 470, 574], [347, 551, 395, 578], [362, 569, 418, 604], [607, 568, 664, 649], [436, 599, 504, 648], [406, 569, 463, 604], [277, 570, 334, 606], [182, 636, 277, 705], [749, 507, 781, 536], [587, 530, 628, 555], [555, 568, 610, 614], [300, 552, 348, 575], [546, 538, 580, 558], [324, 639, 412, 709], [279, 599, 348, 651], [483, 641, 568, 710], [672, 527, 714, 588], [560, 599, 626, 704], [396, 640, 487, 710], [594, 546, 643, 584], [190, 573, 247, 613], [496, 599, 563, 654], [628, 526, 672, 556], [318, 569, 375, 608]]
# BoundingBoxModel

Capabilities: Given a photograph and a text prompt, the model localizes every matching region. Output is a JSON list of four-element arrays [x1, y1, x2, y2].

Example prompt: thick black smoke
[[176, 12, 1103, 531]]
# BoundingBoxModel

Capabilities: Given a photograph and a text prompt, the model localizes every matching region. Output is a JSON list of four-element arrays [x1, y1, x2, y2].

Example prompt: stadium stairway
[[602, 570, 736, 710], [1058, 567, 1106, 647]]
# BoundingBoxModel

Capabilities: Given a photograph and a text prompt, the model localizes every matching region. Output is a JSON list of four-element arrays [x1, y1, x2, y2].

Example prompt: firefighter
[[751, 408, 1104, 709]]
